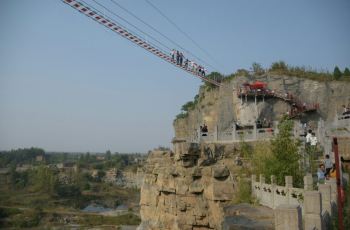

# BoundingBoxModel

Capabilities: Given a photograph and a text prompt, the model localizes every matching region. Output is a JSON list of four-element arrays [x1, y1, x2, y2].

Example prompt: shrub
[[252, 62, 265, 75], [0, 207, 21, 218], [344, 67, 350, 77], [270, 61, 288, 71], [333, 66, 342, 80], [233, 177, 253, 204]]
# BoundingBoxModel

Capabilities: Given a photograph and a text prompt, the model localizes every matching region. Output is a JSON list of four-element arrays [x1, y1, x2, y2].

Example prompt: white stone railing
[[251, 175, 306, 210], [196, 122, 279, 143], [252, 174, 340, 230]]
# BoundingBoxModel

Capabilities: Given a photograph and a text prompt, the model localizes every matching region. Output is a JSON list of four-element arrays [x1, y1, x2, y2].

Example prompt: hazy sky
[[1, 0, 349, 153]]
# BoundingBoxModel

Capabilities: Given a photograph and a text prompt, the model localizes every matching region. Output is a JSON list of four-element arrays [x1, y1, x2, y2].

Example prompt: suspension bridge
[[61, 0, 222, 86]]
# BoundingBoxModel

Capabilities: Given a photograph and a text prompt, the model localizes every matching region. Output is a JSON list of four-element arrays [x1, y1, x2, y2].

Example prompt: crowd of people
[[171, 49, 206, 77]]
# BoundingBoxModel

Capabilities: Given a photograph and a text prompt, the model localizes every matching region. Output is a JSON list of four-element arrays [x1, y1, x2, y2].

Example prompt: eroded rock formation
[[138, 140, 237, 230]]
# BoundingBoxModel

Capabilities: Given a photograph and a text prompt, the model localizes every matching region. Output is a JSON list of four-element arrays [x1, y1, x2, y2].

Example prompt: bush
[[252, 62, 265, 75], [56, 184, 81, 198], [0, 207, 21, 218], [11, 209, 42, 228], [270, 61, 288, 71], [334, 66, 342, 80], [344, 67, 350, 77], [233, 177, 253, 204]]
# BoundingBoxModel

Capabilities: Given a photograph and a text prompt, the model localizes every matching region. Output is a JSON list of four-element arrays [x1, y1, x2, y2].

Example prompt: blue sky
[[0, 0, 349, 153]]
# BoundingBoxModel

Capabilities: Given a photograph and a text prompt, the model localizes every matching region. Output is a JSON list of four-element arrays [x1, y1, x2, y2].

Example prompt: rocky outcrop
[[138, 74, 350, 229], [138, 141, 238, 230]]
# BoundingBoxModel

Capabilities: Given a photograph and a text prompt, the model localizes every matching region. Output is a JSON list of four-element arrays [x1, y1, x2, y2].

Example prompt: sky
[[0, 0, 349, 153]]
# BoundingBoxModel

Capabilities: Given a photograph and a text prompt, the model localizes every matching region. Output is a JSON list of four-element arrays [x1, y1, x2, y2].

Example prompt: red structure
[[238, 81, 319, 118]]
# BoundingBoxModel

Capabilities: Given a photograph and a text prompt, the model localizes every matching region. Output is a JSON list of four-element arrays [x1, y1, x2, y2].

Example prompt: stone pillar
[[253, 124, 257, 140], [271, 175, 276, 185], [232, 123, 236, 141], [326, 178, 337, 204], [304, 191, 322, 230], [303, 175, 313, 191], [214, 125, 218, 142], [274, 204, 302, 230], [197, 128, 201, 143], [325, 178, 337, 215], [285, 176, 293, 188], [260, 174, 265, 184], [274, 121, 279, 135], [318, 184, 331, 214]]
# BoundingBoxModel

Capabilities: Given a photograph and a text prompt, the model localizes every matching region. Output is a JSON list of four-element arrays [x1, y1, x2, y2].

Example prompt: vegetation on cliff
[[251, 120, 303, 187]]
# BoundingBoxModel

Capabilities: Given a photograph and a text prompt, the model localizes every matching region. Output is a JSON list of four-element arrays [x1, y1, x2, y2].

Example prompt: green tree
[[333, 66, 342, 80], [252, 120, 302, 186], [181, 101, 195, 112], [270, 61, 288, 71], [252, 62, 265, 75], [268, 120, 302, 186], [344, 67, 350, 77], [32, 166, 58, 195]]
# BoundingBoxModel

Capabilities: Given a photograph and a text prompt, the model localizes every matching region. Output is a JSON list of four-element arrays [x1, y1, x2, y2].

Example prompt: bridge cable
[[85, 0, 172, 54], [144, 0, 223, 71], [108, 0, 216, 71]]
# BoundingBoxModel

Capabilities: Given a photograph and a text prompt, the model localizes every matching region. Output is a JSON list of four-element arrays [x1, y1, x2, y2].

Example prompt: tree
[[252, 62, 265, 75], [333, 66, 342, 80], [270, 61, 288, 71], [252, 120, 303, 186], [181, 101, 195, 112], [344, 67, 350, 77]]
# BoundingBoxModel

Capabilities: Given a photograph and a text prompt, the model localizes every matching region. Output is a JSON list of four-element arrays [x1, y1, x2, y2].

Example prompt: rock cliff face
[[138, 141, 239, 230], [174, 75, 350, 139], [138, 74, 350, 229]]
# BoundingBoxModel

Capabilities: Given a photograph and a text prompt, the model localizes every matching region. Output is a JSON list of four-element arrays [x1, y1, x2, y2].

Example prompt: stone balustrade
[[251, 174, 338, 230]]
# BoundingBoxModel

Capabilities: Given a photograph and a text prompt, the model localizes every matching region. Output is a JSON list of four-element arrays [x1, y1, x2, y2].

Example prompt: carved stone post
[[303, 175, 313, 191], [285, 176, 293, 188], [304, 191, 322, 230], [275, 204, 302, 230]]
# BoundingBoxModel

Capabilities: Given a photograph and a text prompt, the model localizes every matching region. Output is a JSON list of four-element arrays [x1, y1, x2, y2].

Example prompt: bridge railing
[[195, 122, 279, 143]]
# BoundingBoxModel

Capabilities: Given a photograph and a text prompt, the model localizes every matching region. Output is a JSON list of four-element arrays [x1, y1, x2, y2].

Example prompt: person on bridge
[[202, 68, 206, 77], [171, 49, 176, 62], [176, 50, 180, 65], [184, 59, 189, 68], [179, 52, 184, 66]]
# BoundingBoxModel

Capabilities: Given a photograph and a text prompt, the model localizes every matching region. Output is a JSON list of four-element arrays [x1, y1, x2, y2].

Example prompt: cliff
[[137, 74, 350, 229], [174, 74, 350, 140]]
